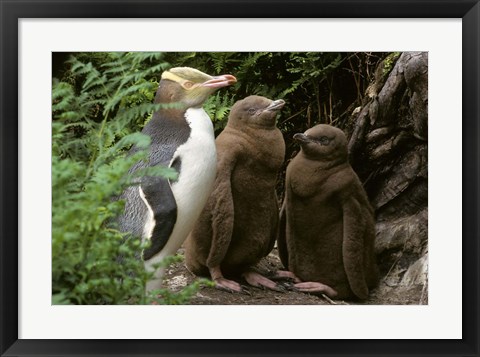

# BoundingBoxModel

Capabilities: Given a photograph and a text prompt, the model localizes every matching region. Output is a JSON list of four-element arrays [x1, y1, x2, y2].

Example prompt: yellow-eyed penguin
[[119, 67, 237, 292], [277, 124, 378, 300]]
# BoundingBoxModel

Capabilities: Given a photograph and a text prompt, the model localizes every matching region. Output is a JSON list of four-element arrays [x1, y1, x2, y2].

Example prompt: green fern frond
[[114, 103, 162, 126]]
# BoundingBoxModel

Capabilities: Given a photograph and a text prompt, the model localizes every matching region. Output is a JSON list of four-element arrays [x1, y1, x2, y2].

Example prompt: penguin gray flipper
[[140, 176, 177, 261], [277, 199, 289, 269], [342, 196, 369, 300]]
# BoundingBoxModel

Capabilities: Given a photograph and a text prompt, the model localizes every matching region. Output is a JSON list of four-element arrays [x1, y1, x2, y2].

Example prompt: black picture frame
[[1, 1, 478, 356]]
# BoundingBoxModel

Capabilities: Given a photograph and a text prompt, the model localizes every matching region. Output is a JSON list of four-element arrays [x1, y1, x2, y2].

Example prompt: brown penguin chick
[[184, 95, 286, 292], [277, 124, 378, 300]]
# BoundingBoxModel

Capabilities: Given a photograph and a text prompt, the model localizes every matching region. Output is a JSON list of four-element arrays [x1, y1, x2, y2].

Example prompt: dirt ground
[[164, 248, 427, 305]]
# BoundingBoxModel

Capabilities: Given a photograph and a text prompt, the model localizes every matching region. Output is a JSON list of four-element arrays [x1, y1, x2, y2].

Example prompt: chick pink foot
[[269, 270, 302, 283], [294, 281, 338, 298], [213, 277, 243, 293], [209, 265, 242, 293], [242, 270, 284, 291]]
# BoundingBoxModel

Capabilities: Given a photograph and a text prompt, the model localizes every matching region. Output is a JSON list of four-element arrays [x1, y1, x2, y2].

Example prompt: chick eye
[[248, 108, 256, 115], [183, 81, 194, 89], [319, 136, 330, 145]]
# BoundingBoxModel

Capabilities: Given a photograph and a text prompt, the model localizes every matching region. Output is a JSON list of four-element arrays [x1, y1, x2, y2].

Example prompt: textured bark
[[346, 52, 428, 288]]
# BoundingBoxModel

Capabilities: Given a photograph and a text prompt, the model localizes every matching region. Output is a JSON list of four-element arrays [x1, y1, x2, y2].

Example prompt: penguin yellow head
[[157, 67, 237, 108]]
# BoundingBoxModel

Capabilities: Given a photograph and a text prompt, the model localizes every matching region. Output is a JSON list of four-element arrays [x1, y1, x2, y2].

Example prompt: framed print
[[1, 0, 479, 356]]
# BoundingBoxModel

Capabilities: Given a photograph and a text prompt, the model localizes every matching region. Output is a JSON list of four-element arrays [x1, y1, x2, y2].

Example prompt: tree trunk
[[347, 52, 428, 297]]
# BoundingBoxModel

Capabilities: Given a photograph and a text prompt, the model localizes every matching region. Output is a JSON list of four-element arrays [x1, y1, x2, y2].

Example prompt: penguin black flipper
[[140, 175, 177, 261], [277, 199, 289, 269], [342, 195, 369, 300]]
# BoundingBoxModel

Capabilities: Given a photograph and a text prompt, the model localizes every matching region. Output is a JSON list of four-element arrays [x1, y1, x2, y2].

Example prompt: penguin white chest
[[163, 108, 217, 255], [173, 108, 217, 201]]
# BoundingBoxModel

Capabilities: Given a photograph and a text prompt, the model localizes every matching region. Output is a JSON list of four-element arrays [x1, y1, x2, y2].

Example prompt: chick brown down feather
[[278, 124, 378, 300], [185, 95, 286, 277]]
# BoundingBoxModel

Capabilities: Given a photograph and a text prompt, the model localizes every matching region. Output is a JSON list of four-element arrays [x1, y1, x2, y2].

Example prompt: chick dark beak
[[202, 74, 237, 88], [266, 99, 286, 111], [293, 133, 310, 143]]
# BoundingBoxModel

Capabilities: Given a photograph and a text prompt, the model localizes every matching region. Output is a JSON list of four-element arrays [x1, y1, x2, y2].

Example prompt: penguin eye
[[247, 108, 256, 115], [319, 136, 330, 145], [183, 81, 194, 89]]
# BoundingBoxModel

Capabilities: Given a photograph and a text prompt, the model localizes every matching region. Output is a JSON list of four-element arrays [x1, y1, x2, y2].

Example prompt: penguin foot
[[242, 270, 285, 292], [213, 277, 243, 293], [294, 281, 338, 298], [209, 265, 244, 293], [267, 270, 302, 283]]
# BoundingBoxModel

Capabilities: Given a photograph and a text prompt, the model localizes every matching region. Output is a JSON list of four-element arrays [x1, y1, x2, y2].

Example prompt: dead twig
[[184, 264, 197, 278], [321, 294, 349, 305], [279, 107, 307, 125]]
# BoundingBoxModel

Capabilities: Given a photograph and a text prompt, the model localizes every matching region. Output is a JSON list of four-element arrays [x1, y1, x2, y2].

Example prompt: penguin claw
[[272, 284, 287, 293], [240, 285, 253, 296], [278, 281, 298, 292]]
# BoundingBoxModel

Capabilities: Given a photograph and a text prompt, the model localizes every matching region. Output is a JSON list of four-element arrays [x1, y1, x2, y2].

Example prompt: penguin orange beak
[[202, 74, 237, 88]]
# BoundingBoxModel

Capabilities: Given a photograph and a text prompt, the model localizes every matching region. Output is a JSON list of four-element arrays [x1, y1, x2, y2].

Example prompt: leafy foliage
[[52, 52, 206, 304]]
